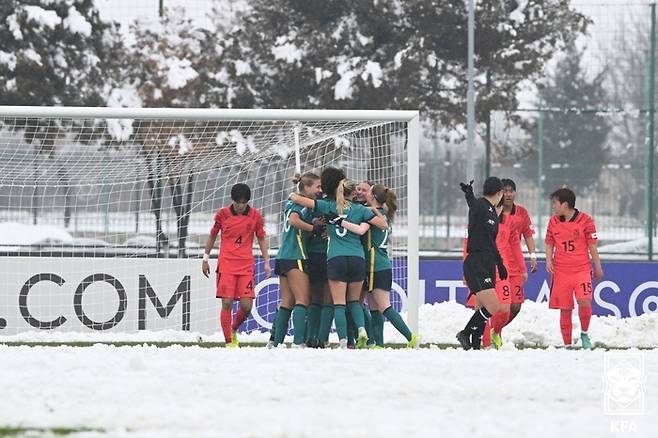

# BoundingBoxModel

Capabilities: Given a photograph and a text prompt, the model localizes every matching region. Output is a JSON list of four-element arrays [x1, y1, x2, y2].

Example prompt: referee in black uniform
[[457, 177, 507, 350]]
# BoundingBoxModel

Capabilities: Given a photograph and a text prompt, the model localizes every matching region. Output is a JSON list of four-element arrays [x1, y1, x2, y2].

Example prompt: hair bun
[[292, 173, 302, 184]]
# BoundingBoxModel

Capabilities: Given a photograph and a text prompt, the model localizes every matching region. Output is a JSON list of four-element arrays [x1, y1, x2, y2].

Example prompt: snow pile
[[0, 222, 73, 246], [2, 300, 656, 348], [415, 300, 658, 349]]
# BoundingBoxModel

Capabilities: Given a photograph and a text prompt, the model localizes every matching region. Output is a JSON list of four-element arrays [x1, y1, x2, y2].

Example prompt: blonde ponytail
[[336, 178, 356, 215]]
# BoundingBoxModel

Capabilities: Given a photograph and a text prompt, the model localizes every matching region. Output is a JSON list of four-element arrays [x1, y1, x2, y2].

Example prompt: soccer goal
[[0, 106, 419, 338]]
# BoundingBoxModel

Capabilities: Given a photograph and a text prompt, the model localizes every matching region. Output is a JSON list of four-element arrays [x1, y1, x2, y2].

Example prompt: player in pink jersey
[[202, 183, 271, 347], [500, 179, 538, 327], [545, 188, 603, 349]]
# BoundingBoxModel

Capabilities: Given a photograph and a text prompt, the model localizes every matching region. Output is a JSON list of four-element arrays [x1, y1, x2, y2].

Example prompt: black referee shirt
[[464, 191, 500, 258]]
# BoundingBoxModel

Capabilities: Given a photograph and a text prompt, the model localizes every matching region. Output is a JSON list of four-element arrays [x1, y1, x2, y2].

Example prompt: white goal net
[[0, 107, 419, 339]]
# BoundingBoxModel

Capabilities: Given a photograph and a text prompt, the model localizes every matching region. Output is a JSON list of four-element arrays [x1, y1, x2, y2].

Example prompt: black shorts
[[274, 259, 308, 277], [327, 256, 366, 283], [367, 269, 392, 292], [463, 253, 497, 294], [307, 252, 327, 284]]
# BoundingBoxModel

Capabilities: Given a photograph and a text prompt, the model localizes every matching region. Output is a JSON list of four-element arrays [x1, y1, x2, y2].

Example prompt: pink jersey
[[545, 210, 598, 273], [210, 205, 266, 274], [503, 204, 535, 275]]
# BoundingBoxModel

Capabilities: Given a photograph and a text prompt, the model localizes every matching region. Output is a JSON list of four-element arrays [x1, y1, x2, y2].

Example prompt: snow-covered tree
[[0, 0, 124, 226], [209, 0, 588, 125], [0, 0, 124, 145]]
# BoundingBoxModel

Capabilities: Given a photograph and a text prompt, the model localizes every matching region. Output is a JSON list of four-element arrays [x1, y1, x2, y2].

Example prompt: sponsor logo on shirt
[[487, 219, 495, 225], [484, 278, 492, 284]]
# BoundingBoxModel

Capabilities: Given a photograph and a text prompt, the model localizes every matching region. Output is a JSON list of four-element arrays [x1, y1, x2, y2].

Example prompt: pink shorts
[[495, 278, 512, 305], [216, 273, 255, 299], [509, 275, 526, 304], [549, 270, 593, 310]]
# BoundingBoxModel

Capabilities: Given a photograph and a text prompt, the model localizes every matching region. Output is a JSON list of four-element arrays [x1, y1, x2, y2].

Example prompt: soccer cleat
[[306, 339, 319, 348], [491, 330, 502, 350], [229, 330, 239, 348], [291, 343, 306, 349], [406, 333, 420, 349], [356, 327, 369, 349], [580, 333, 592, 350], [456, 330, 472, 351], [564, 344, 575, 350], [338, 339, 348, 349], [266, 340, 275, 349]]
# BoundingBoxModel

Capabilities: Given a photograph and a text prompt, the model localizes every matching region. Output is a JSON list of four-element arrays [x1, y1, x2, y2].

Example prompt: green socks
[[370, 310, 385, 346], [292, 304, 307, 345], [334, 304, 347, 341], [318, 304, 334, 343], [273, 306, 292, 345], [307, 302, 322, 342], [383, 306, 412, 342]]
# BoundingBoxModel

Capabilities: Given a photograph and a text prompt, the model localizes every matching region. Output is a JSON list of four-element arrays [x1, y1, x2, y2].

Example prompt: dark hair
[[483, 176, 502, 196], [372, 184, 398, 222], [230, 183, 251, 202], [501, 178, 516, 191], [320, 167, 346, 199], [292, 172, 320, 192], [550, 187, 576, 209]]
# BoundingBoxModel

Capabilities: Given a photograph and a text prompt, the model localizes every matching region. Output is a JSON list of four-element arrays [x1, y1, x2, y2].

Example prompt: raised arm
[[459, 180, 476, 208], [289, 193, 315, 209]]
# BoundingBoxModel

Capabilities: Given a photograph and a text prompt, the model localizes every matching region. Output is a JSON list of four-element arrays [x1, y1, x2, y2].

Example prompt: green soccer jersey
[[363, 208, 392, 272], [276, 200, 312, 260], [314, 199, 375, 260], [306, 210, 327, 254]]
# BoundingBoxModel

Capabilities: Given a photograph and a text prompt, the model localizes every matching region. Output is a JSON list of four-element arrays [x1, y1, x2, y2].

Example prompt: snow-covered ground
[[0, 345, 655, 437]]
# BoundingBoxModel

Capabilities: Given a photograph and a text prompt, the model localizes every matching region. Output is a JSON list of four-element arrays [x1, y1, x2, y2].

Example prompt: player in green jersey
[[271, 172, 321, 347], [365, 184, 419, 348]]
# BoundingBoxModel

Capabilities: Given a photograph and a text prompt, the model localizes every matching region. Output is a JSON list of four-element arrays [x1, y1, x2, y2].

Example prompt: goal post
[[0, 106, 420, 337]]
